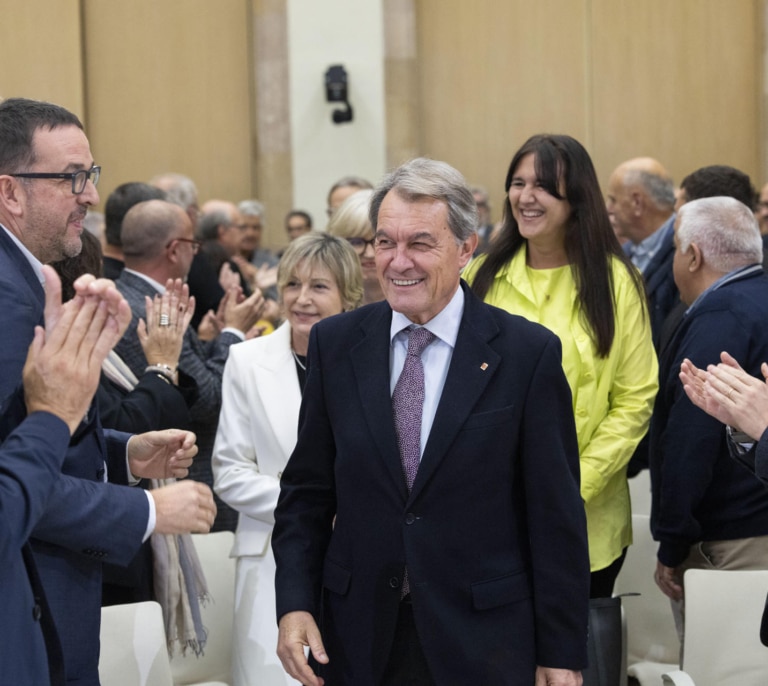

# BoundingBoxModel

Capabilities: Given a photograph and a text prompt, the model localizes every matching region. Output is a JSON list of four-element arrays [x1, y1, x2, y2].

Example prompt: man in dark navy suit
[[273, 158, 590, 686], [0, 264, 131, 685], [0, 97, 217, 685]]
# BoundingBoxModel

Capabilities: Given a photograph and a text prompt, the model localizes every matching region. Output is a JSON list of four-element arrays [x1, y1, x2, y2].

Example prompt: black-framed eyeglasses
[[11, 165, 101, 195], [166, 237, 202, 254], [346, 237, 376, 254]]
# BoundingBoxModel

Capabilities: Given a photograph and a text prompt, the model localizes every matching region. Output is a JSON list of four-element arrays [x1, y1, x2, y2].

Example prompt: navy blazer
[[273, 282, 590, 685], [639, 215, 679, 349], [0, 412, 70, 685], [0, 227, 148, 685], [650, 268, 768, 567]]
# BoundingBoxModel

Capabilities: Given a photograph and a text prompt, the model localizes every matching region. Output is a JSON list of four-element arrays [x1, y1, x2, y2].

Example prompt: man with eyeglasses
[[0, 97, 217, 685]]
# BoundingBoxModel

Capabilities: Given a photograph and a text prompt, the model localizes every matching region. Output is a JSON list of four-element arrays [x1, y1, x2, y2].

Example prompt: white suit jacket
[[212, 321, 302, 557]]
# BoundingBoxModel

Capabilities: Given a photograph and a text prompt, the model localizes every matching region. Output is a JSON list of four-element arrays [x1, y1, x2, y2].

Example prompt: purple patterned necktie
[[392, 326, 436, 491]]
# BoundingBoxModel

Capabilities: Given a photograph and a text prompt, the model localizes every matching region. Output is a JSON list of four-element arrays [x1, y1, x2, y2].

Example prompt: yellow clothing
[[464, 248, 658, 570]]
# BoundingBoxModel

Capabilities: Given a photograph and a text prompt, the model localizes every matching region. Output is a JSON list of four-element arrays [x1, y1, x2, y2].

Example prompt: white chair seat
[[99, 600, 173, 686]]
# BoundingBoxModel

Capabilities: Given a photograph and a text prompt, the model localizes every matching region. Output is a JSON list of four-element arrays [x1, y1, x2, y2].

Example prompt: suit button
[[388, 577, 400, 589], [32, 604, 42, 621], [405, 513, 416, 525]]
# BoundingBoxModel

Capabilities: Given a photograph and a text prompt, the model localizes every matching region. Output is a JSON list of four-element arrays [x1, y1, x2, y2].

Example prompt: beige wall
[[82, 0, 253, 216], [2, 0, 765, 236], [0, 0, 85, 118], [415, 0, 763, 221]]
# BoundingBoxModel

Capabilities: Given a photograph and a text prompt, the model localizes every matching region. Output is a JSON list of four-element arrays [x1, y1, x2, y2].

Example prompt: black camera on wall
[[325, 65, 353, 124]]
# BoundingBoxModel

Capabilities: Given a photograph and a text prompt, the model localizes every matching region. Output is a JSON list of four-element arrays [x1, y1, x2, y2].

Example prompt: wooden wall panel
[[590, 0, 761, 190], [412, 0, 762, 212], [0, 0, 84, 118], [82, 0, 253, 210], [415, 0, 589, 221]]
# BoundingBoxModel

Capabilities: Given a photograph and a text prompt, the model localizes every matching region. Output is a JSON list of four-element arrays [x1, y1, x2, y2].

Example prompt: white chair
[[614, 514, 679, 685], [99, 600, 174, 686], [170, 531, 236, 686], [661, 569, 768, 686]]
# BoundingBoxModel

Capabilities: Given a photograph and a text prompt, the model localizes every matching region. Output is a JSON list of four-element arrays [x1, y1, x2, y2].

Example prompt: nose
[[297, 283, 312, 303], [362, 241, 375, 258], [80, 179, 99, 206], [389, 245, 414, 271]]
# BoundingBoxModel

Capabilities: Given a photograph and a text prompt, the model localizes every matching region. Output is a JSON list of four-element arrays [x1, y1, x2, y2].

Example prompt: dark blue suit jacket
[[0, 411, 70, 685], [0, 227, 148, 685], [273, 282, 590, 685], [650, 267, 768, 567], [628, 215, 679, 350]]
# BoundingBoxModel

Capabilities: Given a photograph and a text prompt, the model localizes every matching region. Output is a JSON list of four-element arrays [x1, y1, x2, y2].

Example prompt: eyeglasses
[[11, 165, 101, 195], [166, 237, 202, 254], [346, 237, 376, 254]]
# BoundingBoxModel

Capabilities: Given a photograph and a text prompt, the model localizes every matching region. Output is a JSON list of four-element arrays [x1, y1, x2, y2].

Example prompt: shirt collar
[[685, 264, 764, 316], [123, 268, 166, 294], [389, 283, 465, 348]]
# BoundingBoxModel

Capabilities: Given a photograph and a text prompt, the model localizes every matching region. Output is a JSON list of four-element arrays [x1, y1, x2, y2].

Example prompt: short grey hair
[[624, 169, 675, 211], [369, 158, 477, 243], [327, 190, 373, 239], [677, 196, 763, 272], [122, 200, 187, 260], [149, 172, 198, 211], [198, 207, 233, 241], [239, 199, 265, 218]]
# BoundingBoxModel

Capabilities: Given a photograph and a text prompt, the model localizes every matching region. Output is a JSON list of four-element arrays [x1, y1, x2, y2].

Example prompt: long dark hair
[[471, 134, 644, 358]]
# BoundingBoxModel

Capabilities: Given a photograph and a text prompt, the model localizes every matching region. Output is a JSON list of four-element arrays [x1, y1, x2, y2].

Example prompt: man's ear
[[0, 175, 25, 217], [459, 232, 478, 268], [688, 242, 703, 272], [630, 190, 645, 216]]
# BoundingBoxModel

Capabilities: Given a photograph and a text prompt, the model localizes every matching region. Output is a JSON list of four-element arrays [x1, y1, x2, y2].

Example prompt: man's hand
[[151, 480, 216, 534], [127, 429, 198, 479], [24, 267, 128, 434], [654, 560, 683, 601], [277, 611, 329, 686], [221, 286, 265, 334], [534, 667, 582, 685]]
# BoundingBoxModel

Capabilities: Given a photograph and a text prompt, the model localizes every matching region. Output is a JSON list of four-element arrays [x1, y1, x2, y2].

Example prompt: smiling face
[[508, 153, 571, 256], [374, 190, 475, 325], [282, 259, 345, 349], [18, 125, 99, 264]]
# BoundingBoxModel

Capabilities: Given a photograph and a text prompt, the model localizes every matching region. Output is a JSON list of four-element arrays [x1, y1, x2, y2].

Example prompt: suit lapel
[[410, 286, 500, 501], [350, 303, 408, 498], [0, 227, 45, 312], [256, 323, 302, 461]]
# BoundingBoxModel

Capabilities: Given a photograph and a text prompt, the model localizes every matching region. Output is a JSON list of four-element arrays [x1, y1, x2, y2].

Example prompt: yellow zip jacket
[[464, 248, 658, 570]]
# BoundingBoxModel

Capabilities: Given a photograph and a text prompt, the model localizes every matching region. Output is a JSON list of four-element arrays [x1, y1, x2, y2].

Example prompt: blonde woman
[[212, 232, 363, 685]]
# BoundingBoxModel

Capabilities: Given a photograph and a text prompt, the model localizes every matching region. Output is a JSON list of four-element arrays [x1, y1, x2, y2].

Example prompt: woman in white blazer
[[213, 232, 363, 686]]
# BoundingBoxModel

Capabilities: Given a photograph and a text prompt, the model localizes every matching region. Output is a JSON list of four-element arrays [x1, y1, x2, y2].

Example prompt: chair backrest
[[614, 514, 680, 666], [681, 568, 768, 686], [170, 531, 236, 686], [99, 600, 174, 686]]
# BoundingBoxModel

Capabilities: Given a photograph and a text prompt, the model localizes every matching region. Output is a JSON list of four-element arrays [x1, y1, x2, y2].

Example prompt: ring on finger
[[159, 313, 170, 327], [727, 388, 734, 401]]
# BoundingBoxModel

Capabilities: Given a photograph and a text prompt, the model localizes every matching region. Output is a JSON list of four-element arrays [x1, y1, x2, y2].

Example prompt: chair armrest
[[662, 670, 696, 686]]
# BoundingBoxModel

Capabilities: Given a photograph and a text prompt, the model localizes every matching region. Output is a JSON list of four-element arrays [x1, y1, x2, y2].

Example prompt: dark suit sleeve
[[0, 412, 70, 555], [97, 371, 194, 433], [519, 335, 590, 668]]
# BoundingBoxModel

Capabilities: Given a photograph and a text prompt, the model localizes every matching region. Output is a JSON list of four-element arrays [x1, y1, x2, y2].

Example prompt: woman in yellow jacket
[[464, 134, 658, 596]]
